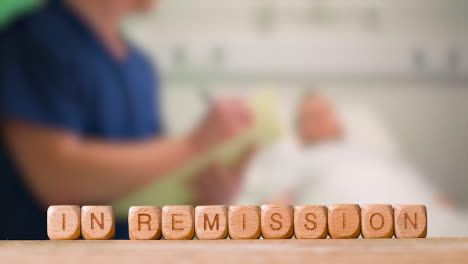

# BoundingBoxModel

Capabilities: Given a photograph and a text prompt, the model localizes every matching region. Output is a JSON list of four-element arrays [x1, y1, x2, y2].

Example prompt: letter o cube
[[361, 204, 394, 238]]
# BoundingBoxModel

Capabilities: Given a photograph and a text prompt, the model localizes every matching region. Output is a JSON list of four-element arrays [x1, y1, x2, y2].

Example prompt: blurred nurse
[[0, 0, 252, 239]]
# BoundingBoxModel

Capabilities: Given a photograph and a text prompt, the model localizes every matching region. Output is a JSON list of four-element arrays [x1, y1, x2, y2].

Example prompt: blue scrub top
[[0, 0, 163, 239]]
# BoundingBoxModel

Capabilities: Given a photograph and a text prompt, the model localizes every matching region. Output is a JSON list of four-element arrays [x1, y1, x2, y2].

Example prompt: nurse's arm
[[2, 98, 252, 207], [2, 120, 201, 207]]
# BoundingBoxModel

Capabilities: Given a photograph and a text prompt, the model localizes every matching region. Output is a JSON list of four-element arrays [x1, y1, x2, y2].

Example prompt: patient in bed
[[236, 92, 468, 237]]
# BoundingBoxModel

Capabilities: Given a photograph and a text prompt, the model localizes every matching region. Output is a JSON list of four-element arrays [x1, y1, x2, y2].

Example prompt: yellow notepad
[[113, 90, 281, 218]]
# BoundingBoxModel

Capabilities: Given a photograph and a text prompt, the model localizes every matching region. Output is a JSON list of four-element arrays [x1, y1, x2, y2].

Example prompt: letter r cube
[[128, 206, 162, 240]]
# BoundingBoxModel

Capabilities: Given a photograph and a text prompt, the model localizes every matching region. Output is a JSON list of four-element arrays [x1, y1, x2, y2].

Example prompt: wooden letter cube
[[261, 205, 294, 239], [228, 205, 261, 239], [162, 205, 194, 240], [394, 205, 427, 238], [195, 205, 228, 240], [294, 205, 327, 239], [128, 206, 162, 240], [361, 204, 394, 238], [47, 205, 81, 240], [327, 204, 361, 239], [81, 206, 115, 240]]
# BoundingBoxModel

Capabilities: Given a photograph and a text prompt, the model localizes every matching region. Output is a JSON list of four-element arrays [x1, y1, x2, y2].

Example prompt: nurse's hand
[[189, 97, 254, 152], [188, 147, 255, 205]]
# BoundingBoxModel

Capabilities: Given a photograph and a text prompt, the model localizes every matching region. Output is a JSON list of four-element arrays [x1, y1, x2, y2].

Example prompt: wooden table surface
[[1, 238, 467, 264]]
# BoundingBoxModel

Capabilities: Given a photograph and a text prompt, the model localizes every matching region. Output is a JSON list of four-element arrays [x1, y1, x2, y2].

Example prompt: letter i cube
[[47, 205, 81, 240], [228, 206, 261, 239]]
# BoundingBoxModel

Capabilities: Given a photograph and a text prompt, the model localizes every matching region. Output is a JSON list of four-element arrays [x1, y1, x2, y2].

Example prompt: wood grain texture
[[361, 204, 394, 239], [47, 205, 81, 240], [294, 205, 328, 239], [394, 205, 427, 238], [128, 206, 161, 240], [328, 204, 361, 239], [228, 205, 261, 239], [81, 206, 115, 240], [162, 206, 194, 240], [195, 206, 228, 240], [261, 205, 294, 239], [1, 239, 467, 264]]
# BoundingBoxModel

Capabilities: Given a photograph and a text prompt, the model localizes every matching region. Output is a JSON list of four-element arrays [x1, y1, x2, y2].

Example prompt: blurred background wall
[[124, 0, 468, 206]]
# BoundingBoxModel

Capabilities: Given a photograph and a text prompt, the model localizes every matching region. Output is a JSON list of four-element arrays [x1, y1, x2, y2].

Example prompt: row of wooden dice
[[47, 204, 427, 240]]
